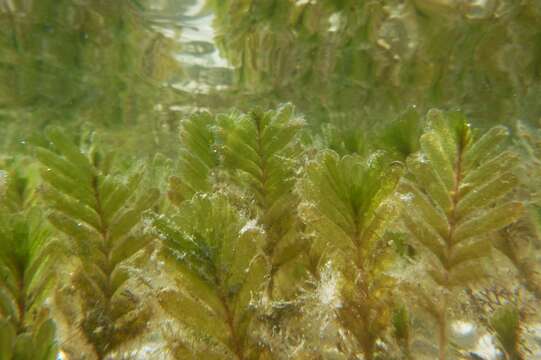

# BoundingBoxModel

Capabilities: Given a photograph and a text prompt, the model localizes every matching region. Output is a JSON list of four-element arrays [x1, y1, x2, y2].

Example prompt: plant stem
[[438, 297, 448, 360], [220, 294, 244, 360]]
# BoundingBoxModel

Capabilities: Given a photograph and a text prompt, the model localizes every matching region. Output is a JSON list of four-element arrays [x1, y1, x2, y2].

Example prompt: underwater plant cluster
[[0, 105, 540, 360], [1, 0, 541, 359]]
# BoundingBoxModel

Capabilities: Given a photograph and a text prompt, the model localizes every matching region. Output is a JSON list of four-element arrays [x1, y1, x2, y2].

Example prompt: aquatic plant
[[218, 104, 305, 299], [209, 0, 541, 126], [152, 194, 267, 359], [392, 305, 412, 359], [1, 0, 541, 358], [163, 105, 307, 357], [0, 213, 58, 360], [36, 127, 159, 359], [0, 105, 537, 359], [168, 111, 219, 206], [0, 0, 178, 126], [397, 110, 523, 359], [300, 149, 402, 359], [491, 304, 524, 360], [0, 158, 59, 360]]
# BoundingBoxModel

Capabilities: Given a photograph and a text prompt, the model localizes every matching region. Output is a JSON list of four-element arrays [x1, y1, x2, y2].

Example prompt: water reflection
[[147, 0, 233, 95]]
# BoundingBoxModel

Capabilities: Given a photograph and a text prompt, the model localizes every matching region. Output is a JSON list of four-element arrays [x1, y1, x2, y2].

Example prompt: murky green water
[[1, 1, 541, 359], [3, 1, 541, 133]]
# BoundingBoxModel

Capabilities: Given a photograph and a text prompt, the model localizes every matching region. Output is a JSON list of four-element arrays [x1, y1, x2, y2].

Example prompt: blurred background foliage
[[208, 0, 541, 128], [0, 0, 180, 155], [1, 0, 540, 149]]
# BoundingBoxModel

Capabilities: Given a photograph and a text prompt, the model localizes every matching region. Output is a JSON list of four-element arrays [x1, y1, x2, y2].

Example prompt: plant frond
[[398, 110, 523, 358], [300, 148, 401, 359], [0, 214, 59, 359], [490, 305, 524, 360], [37, 127, 158, 358], [152, 193, 267, 359], [168, 111, 219, 206], [399, 111, 522, 289], [218, 104, 305, 297]]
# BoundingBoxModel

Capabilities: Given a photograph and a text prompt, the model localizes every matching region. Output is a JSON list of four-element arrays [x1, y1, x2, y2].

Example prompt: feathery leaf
[[398, 110, 522, 359], [152, 193, 267, 359], [37, 127, 157, 358], [300, 149, 401, 359]]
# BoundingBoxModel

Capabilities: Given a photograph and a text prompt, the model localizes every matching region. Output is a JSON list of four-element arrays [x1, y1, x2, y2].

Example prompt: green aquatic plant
[[0, 160, 59, 360], [318, 122, 367, 157], [494, 216, 541, 301], [0, 0, 179, 126], [168, 111, 219, 206], [376, 108, 423, 161], [36, 127, 159, 359], [0, 157, 39, 213], [0, 213, 58, 360], [209, 0, 541, 127], [391, 305, 412, 360], [161, 105, 308, 357], [495, 122, 541, 300], [490, 305, 524, 360], [151, 194, 267, 359], [397, 110, 523, 359], [218, 104, 305, 298], [0, 103, 538, 358], [300, 150, 402, 359]]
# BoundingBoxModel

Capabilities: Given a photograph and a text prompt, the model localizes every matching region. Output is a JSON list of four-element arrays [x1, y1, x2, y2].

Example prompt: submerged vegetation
[[0, 0, 541, 359], [0, 106, 539, 359]]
